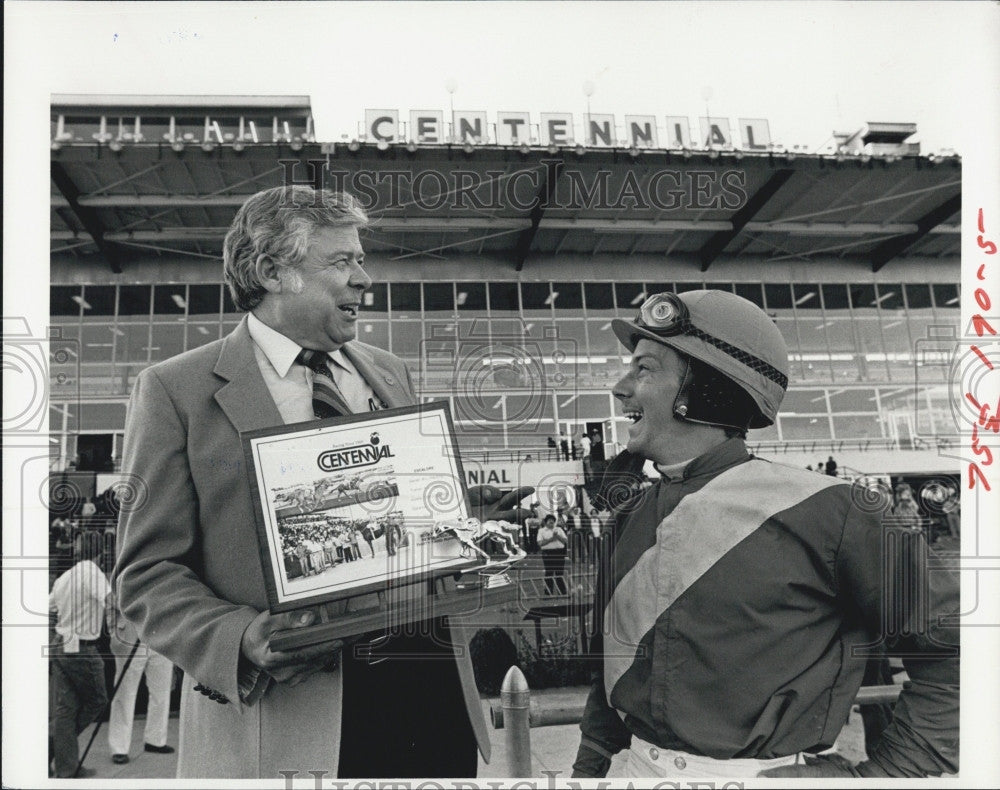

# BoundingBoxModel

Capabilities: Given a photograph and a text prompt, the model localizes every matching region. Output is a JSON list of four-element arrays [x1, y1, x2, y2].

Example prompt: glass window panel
[[506, 393, 555, 421], [764, 284, 793, 310], [552, 282, 583, 310], [792, 284, 821, 310], [422, 282, 454, 314], [454, 393, 505, 424], [882, 317, 915, 382], [187, 323, 221, 348], [114, 324, 149, 364], [824, 317, 856, 352], [780, 389, 829, 414], [748, 422, 780, 442], [734, 283, 764, 307], [854, 318, 888, 378], [389, 283, 421, 317], [584, 283, 615, 312], [79, 403, 127, 432], [932, 284, 960, 309], [779, 415, 832, 440], [222, 287, 239, 317], [362, 283, 388, 315], [831, 415, 883, 439], [553, 320, 588, 359], [674, 281, 702, 294], [773, 317, 803, 380], [389, 319, 422, 357], [455, 282, 487, 314], [81, 285, 116, 318], [149, 324, 185, 362], [849, 283, 878, 312], [587, 319, 620, 357], [357, 319, 389, 350], [489, 282, 519, 313], [51, 286, 82, 318], [904, 284, 933, 310], [520, 282, 552, 312], [81, 324, 114, 362], [821, 284, 850, 311], [615, 283, 647, 313], [827, 388, 878, 412], [117, 285, 152, 317], [153, 285, 187, 315], [188, 284, 222, 318], [703, 282, 734, 294], [876, 284, 904, 311]]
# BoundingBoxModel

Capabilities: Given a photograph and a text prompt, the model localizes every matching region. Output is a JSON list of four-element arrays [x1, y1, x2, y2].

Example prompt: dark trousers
[[337, 626, 478, 778], [541, 549, 567, 594], [49, 642, 108, 777]]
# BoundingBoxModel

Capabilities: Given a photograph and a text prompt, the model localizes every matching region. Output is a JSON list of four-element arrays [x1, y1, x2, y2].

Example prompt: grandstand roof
[[51, 123, 961, 276]]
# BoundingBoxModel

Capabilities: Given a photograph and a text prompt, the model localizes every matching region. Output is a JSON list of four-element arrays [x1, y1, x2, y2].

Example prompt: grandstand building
[[49, 95, 961, 496]]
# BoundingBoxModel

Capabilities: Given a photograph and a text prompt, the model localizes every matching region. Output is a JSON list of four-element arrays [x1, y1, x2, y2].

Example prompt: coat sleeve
[[113, 367, 260, 706], [836, 509, 960, 777]]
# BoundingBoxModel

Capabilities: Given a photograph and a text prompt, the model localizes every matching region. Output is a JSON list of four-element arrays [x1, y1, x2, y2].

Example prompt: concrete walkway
[[72, 688, 865, 780]]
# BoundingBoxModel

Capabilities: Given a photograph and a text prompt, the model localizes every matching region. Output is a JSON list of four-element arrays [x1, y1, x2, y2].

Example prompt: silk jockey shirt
[[576, 438, 959, 778]]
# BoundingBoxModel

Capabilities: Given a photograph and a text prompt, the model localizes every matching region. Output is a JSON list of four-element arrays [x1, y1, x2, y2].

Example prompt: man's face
[[612, 338, 689, 465], [268, 225, 372, 350]]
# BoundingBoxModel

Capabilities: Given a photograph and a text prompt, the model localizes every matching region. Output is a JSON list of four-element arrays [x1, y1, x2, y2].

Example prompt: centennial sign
[[364, 109, 772, 150]]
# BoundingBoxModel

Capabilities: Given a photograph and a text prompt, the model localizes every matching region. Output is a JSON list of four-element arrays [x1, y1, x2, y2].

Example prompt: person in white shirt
[[49, 553, 110, 778], [537, 514, 569, 594], [107, 593, 175, 764]]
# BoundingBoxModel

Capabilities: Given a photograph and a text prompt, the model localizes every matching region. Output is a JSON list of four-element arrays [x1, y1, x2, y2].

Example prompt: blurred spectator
[[559, 431, 570, 462], [80, 498, 97, 518], [565, 506, 588, 562], [825, 456, 838, 477], [590, 431, 605, 463], [524, 504, 542, 553], [890, 484, 922, 531], [107, 592, 175, 764], [49, 545, 110, 778], [581, 432, 592, 460], [537, 514, 568, 594]]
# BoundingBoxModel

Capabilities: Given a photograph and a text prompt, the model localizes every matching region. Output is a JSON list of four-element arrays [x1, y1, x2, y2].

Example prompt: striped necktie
[[297, 349, 350, 419]]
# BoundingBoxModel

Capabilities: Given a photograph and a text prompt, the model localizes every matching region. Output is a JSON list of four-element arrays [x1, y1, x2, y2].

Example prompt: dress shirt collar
[[247, 313, 355, 377], [680, 437, 750, 481]]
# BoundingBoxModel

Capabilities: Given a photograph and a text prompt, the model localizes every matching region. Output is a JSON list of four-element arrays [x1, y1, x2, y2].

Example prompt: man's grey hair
[[223, 186, 369, 311]]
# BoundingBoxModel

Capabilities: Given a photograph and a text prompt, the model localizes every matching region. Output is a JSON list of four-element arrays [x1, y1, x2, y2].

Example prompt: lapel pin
[[384, 375, 395, 385]]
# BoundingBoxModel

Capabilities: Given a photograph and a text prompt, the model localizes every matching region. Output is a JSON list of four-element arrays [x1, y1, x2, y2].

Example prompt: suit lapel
[[343, 344, 411, 408], [213, 317, 284, 432]]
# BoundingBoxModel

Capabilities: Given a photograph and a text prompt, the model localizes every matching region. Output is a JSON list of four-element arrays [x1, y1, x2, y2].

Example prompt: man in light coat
[[114, 186, 529, 779]]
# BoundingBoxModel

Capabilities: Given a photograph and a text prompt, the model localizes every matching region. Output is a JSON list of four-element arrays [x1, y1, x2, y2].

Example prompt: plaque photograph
[[242, 401, 479, 612]]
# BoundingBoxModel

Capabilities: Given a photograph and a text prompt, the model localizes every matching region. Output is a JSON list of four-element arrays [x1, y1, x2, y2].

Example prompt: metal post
[[500, 665, 532, 777]]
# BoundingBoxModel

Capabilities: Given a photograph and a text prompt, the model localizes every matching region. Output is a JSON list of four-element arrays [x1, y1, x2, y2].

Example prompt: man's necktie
[[297, 348, 350, 419]]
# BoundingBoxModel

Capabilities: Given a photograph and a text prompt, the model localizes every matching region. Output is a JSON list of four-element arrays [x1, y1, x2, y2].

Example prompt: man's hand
[[758, 753, 859, 778], [240, 609, 343, 687], [468, 485, 535, 523]]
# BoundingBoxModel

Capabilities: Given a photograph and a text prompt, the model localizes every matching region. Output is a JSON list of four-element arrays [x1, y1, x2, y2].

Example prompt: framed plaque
[[242, 401, 481, 615]]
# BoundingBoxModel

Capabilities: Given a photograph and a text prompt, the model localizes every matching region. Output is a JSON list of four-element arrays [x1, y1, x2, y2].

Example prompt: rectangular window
[[932, 284, 960, 309], [152, 285, 187, 316], [820, 284, 850, 311], [734, 283, 764, 307], [389, 283, 421, 316], [583, 283, 615, 312], [455, 282, 487, 314], [614, 283, 647, 313], [764, 284, 793, 310], [363, 283, 389, 315], [875, 283, 904, 311], [552, 282, 584, 310], [188, 284, 222, 318], [904, 284, 933, 310], [422, 282, 454, 314], [51, 286, 82, 318], [792, 284, 821, 310], [80, 285, 116, 318], [489, 282, 519, 313], [520, 282, 552, 313]]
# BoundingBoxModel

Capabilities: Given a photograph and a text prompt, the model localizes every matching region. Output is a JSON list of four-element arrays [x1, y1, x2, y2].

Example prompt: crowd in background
[[277, 511, 406, 578]]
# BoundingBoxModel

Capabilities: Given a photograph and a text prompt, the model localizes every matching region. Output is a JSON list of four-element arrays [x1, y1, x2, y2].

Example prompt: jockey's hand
[[468, 485, 535, 524], [758, 754, 859, 778]]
